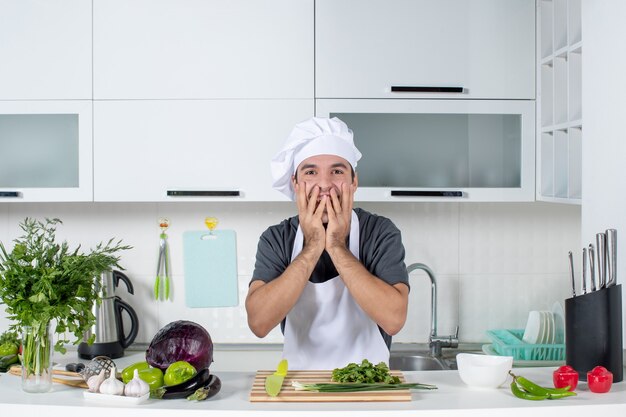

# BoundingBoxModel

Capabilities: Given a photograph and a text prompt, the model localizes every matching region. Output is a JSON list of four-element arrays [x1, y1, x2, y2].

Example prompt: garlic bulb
[[87, 369, 106, 393], [124, 369, 150, 397], [99, 366, 125, 395]]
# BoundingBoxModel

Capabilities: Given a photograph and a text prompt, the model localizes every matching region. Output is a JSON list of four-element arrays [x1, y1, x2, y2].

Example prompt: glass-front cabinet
[[317, 99, 535, 202], [0, 101, 93, 202]]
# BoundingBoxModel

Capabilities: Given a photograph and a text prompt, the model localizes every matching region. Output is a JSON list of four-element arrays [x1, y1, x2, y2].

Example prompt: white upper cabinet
[[93, 0, 313, 99], [316, 0, 535, 99], [0, 0, 91, 100], [0, 100, 93, 202], [317, 99, 536, 202], [93, 100, 313, 202]]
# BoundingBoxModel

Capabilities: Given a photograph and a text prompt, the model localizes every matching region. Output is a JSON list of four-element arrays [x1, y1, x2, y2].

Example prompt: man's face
[[292, 154, 358, 222]]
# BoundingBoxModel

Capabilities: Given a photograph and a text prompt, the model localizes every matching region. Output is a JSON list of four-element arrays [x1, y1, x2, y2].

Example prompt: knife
[[265, 359, 288, 397], [582, 247, 587, 294], [606, 229, 617, 287], [568, 251, 576, 298], [596, 233, 607, 289], [589, 244, 597, 292]]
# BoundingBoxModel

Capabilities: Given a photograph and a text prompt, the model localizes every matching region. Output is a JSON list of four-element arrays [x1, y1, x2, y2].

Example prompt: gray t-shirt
[[251, 207, 409, 348]]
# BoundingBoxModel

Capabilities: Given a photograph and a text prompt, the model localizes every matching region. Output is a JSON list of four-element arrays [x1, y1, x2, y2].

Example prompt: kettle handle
[[113, 270, 135, 295], [114, 297, 139, 349]]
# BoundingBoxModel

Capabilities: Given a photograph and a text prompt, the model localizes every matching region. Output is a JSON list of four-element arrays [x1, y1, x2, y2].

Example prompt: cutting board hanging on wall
[[183, 229, 238, 307]]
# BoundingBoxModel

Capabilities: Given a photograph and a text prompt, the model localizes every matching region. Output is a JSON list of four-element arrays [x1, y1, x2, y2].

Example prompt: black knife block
[[565, 284, 623, 382]]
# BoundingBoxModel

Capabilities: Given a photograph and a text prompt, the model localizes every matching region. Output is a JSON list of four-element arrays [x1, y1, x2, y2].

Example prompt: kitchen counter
[[1, 352, 626, 417]]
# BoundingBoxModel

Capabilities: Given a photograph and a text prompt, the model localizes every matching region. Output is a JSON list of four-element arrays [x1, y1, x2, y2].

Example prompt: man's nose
[[317, 173, 333, 191]]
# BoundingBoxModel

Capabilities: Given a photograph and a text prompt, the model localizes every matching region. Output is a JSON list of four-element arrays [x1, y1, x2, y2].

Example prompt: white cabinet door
[[0, 100, 93, 202], [93, 0, 313, 100], [0, 0, 91, 99], [317, 99, 535, 202], [93, 100, 313, 202], [316, 0, 535, 99]]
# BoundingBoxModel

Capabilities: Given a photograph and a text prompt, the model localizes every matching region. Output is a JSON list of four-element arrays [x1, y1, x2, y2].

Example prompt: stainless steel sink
[[389, 349, 480, 371], [389, 353, 449, 371]]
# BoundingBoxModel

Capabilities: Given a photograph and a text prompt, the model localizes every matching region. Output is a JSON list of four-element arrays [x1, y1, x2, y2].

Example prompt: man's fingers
[[314, 195, 327, 218], [329, 187, 342, 214], [342, 183, 353, 212]]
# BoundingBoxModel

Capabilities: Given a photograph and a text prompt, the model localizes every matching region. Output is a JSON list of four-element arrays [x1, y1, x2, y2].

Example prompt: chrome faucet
[[407, 263, 459, 357]]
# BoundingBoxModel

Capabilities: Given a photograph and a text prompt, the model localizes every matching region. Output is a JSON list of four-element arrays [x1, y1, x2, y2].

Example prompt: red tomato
[[553, 365, 579, 391], [587, 366, 613, 393]]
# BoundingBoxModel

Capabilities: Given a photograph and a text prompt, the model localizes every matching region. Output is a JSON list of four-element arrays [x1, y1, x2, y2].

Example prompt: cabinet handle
[[391, 86, 464, 93], [167, 190, 240, 197], [0, 191, 20, 198], [391, 190, 463, 197]]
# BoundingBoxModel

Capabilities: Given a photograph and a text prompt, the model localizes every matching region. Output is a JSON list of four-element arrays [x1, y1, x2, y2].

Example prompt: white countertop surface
[[2, 351, 626, 417]]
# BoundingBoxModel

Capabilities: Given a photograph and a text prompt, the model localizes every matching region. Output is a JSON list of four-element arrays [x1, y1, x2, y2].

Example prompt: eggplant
[[152, 367, 211, 399], [186, 375, 222, 401]]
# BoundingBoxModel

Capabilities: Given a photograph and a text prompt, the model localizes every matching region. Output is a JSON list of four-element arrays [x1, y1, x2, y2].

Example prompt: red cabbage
[[145, 320, 213, 371]]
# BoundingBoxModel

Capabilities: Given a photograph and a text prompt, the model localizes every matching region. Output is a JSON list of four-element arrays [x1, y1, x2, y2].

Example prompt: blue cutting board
[[183, 230, 238, 307]]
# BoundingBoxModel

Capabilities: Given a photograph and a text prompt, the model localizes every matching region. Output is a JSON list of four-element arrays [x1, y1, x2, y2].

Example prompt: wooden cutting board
[[249, 370, 411, 402]]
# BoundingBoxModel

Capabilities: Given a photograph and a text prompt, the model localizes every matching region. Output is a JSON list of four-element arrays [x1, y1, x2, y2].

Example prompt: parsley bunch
[[0, 218, 131, 354], [331, 359, 401, 384]]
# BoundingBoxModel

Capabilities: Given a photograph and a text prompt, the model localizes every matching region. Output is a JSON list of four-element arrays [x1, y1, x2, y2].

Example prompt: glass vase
[[21, 323, 53, 393]]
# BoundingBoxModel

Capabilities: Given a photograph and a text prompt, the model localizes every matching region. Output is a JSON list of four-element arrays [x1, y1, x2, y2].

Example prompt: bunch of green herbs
[[331, 359, 401, 384], [0, 218, 130, 370]]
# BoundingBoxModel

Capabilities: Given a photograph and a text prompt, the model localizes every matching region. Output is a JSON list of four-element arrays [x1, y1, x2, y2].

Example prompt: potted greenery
[[0, 218, 130, 392]]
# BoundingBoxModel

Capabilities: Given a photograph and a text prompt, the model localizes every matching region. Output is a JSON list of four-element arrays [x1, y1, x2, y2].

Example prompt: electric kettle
[[78, 270, 139, 359]]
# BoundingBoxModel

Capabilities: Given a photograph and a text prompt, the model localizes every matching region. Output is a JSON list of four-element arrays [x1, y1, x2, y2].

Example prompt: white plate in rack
[[522, 311, 542, 344], [83, 391, 150, 405]]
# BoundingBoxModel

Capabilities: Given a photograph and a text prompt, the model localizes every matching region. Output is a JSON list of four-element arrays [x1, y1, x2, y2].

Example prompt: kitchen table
[[1, 352, 625, 417]]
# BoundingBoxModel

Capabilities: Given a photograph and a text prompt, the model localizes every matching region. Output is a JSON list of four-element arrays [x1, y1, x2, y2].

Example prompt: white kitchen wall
[[0, 201, 579, 346]]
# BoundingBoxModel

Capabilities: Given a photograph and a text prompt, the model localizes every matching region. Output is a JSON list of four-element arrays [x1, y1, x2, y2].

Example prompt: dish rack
[[486, 329, 565, 361]]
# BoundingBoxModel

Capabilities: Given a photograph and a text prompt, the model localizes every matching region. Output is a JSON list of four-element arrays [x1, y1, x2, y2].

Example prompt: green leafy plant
[[0, 218, 131, 376]]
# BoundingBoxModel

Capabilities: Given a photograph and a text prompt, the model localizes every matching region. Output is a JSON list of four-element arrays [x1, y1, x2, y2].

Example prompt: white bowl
[[456, 353, 513, 388]]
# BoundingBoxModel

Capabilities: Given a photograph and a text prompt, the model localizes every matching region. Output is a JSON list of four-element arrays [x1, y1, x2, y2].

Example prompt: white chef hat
[[271, 117, 362, 200]]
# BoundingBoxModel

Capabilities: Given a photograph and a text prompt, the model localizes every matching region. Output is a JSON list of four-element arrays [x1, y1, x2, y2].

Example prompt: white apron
[[282, 210, 390, 370]]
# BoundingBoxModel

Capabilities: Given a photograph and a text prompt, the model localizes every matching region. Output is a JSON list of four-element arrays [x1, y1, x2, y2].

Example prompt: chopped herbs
[[331, 359, 400, 384]]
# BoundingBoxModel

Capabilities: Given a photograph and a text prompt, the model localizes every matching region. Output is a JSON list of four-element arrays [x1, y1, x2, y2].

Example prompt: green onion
[[291, 381, 437, 392]]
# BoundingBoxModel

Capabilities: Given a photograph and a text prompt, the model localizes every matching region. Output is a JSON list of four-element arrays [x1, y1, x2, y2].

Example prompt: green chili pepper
[[509, 371, 576, 401], [510, 380, 549, 400]]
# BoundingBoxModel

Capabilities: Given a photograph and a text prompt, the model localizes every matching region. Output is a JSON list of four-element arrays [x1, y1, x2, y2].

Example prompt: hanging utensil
[[606, 229, 617, 287], [589, 244, 597, 292], [155, 218, 171, 301], [568, 251, 576, 298]]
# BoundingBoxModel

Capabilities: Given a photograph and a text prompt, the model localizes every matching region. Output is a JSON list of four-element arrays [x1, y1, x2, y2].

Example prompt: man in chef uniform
[[246, 117, 409, 370]]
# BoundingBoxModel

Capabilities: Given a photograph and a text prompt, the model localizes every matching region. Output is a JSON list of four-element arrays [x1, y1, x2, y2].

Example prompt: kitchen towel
[[183, 230, 238, 308]]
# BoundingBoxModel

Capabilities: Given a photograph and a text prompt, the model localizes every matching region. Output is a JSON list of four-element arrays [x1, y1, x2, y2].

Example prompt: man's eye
[[303, 170, 316, 175], [332, 169, 344, 175]]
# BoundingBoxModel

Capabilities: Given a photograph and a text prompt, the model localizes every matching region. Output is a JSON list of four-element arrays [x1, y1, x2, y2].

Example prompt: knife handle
[[568, 251, 576, 298], [589, 244, 597, 292], [582, 248, 587, 294], [596, 233, 607, 289], [606, 229, 617, 287]]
